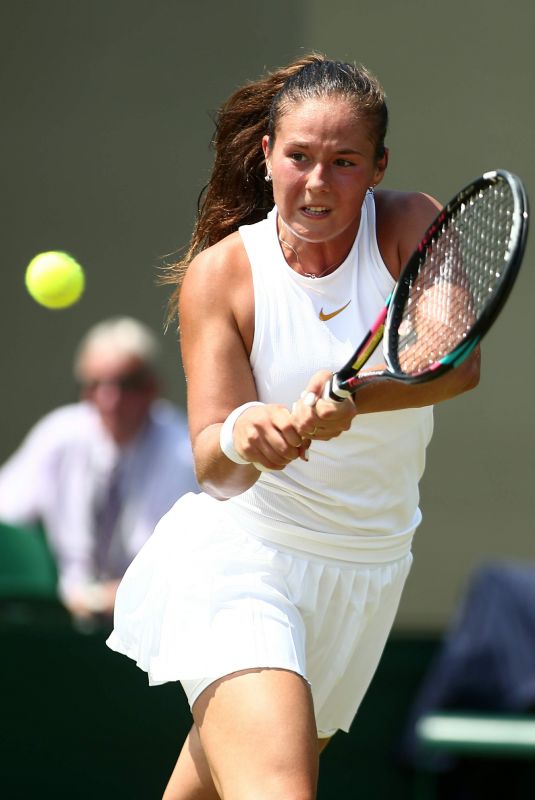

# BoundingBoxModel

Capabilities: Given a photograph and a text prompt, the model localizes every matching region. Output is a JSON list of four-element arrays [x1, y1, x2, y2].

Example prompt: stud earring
[[265, 172, 272, 183]]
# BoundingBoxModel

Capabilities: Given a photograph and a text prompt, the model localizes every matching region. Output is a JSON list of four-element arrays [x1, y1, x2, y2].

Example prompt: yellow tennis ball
[[25, 251, 85, 309]]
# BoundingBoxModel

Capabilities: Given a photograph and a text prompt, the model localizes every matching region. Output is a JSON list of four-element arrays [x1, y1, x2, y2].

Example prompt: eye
[[289, 152, 308, 162], [334, 158, 355, 168]]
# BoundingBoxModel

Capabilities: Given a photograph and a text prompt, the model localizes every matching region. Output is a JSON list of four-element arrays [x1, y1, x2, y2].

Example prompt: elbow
[[456, 348, 481, 394], [194, 463, 233, 501], [197, 476, 235, 501], [195, 461, 258, 501]]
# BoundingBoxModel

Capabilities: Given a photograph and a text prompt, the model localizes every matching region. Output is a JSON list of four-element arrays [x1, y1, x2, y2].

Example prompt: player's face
[[78, 349, 157, 444], [263, 96, 387, 252]]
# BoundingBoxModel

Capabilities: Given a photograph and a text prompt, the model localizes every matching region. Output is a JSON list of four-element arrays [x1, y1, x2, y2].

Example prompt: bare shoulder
[[179, 230, 255, 351], [180, 232, 250, 307], [375, 189, 442, 278]]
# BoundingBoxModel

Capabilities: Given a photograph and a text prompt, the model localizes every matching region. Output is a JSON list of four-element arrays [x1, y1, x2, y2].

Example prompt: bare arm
[[291, 350, 479, 438], [179, 235, 311, 499]]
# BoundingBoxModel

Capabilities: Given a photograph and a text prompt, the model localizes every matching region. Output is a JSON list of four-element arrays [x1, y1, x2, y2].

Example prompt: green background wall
[[2, 0, 534, 630]]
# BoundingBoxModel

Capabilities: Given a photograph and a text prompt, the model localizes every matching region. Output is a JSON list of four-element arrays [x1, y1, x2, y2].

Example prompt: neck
[[276, 230, 341, 280], [277, 238, 334, 278], [276, 216, 359, 279]]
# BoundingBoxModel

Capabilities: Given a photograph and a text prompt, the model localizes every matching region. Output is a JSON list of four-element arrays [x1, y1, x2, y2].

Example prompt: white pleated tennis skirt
[[107, 492, 413, 735]]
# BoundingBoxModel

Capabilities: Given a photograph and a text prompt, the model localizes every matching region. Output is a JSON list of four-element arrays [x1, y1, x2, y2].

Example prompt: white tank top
[[224, 194, 434, 563]]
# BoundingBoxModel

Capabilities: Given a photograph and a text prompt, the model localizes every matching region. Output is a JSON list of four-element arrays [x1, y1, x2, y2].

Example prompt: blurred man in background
[[0, 316, 197, 623]]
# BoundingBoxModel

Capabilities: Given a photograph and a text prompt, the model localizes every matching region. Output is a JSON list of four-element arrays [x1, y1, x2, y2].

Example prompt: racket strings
[[396, 181, 515, 374]]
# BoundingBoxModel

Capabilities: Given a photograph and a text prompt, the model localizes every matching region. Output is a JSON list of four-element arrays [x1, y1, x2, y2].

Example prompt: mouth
[[301, 206, 331, 217]]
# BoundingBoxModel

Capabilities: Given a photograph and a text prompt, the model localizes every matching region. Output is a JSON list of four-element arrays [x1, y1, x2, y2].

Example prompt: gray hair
[[73, 317, 161, 380]]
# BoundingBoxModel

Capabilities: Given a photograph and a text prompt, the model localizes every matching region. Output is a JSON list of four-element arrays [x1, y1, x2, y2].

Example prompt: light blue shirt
[[0, 399, 198, 601]]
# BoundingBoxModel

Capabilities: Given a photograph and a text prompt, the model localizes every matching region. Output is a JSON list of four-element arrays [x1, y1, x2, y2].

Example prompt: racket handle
[[323, 374, 354, 402]]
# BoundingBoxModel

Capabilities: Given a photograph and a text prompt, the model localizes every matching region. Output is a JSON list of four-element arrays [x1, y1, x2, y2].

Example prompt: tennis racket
[[324, 169, 529, 401]]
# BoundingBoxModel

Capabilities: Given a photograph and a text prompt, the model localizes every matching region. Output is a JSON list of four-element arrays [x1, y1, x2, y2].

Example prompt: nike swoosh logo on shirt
[[319, 300, 351, 321]]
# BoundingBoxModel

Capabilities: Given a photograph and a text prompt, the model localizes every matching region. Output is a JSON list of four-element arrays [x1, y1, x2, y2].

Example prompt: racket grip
[[323, 374, 354, 402]]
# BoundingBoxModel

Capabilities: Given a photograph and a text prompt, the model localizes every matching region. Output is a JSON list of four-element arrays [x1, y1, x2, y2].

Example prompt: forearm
[[193, 423, 260, 500], [354, 350, 480, 413]]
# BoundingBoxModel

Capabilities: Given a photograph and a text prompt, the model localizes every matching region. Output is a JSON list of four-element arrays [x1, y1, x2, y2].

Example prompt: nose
[[306, 162, 329, 191], [93, 382, 122, 411]]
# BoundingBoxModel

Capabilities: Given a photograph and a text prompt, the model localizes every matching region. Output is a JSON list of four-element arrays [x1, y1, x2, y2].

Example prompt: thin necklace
[[279, 237, 339, 279]]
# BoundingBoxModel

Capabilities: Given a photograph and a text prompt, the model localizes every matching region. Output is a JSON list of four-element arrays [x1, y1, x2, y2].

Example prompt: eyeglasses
[[80, 369, 152, 394]]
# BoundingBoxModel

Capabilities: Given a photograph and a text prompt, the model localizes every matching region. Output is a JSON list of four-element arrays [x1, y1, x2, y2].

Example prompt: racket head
[[384, 169, 529, 382]]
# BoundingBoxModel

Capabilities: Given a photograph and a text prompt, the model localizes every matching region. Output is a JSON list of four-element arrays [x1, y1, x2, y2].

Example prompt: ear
[[372, 146, 389, 187], [262, 134, 271, 164]]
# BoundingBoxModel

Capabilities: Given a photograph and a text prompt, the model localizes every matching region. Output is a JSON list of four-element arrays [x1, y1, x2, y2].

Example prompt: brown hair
[[163, 53, 387, 320]]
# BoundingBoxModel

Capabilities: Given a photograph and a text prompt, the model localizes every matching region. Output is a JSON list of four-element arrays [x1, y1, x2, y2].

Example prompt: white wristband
[[219, 401, 265, 465]]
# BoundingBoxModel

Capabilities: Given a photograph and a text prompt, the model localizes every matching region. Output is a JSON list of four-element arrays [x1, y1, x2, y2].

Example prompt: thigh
[[193, 668, 319, 800]]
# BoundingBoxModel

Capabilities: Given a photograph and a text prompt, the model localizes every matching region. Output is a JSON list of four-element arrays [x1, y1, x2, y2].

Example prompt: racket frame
[[331, 169, 529, 399]]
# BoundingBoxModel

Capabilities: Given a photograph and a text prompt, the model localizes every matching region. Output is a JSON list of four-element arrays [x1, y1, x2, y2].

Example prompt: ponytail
[[163, 54, 325, 319], [163, 53, 387, 323]]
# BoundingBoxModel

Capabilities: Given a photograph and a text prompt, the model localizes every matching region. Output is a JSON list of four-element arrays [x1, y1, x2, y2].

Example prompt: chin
[[283, 213, 360, 246]]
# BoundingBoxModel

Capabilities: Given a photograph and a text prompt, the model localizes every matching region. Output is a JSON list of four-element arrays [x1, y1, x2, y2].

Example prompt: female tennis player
[[107, 54, 480, 799]]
